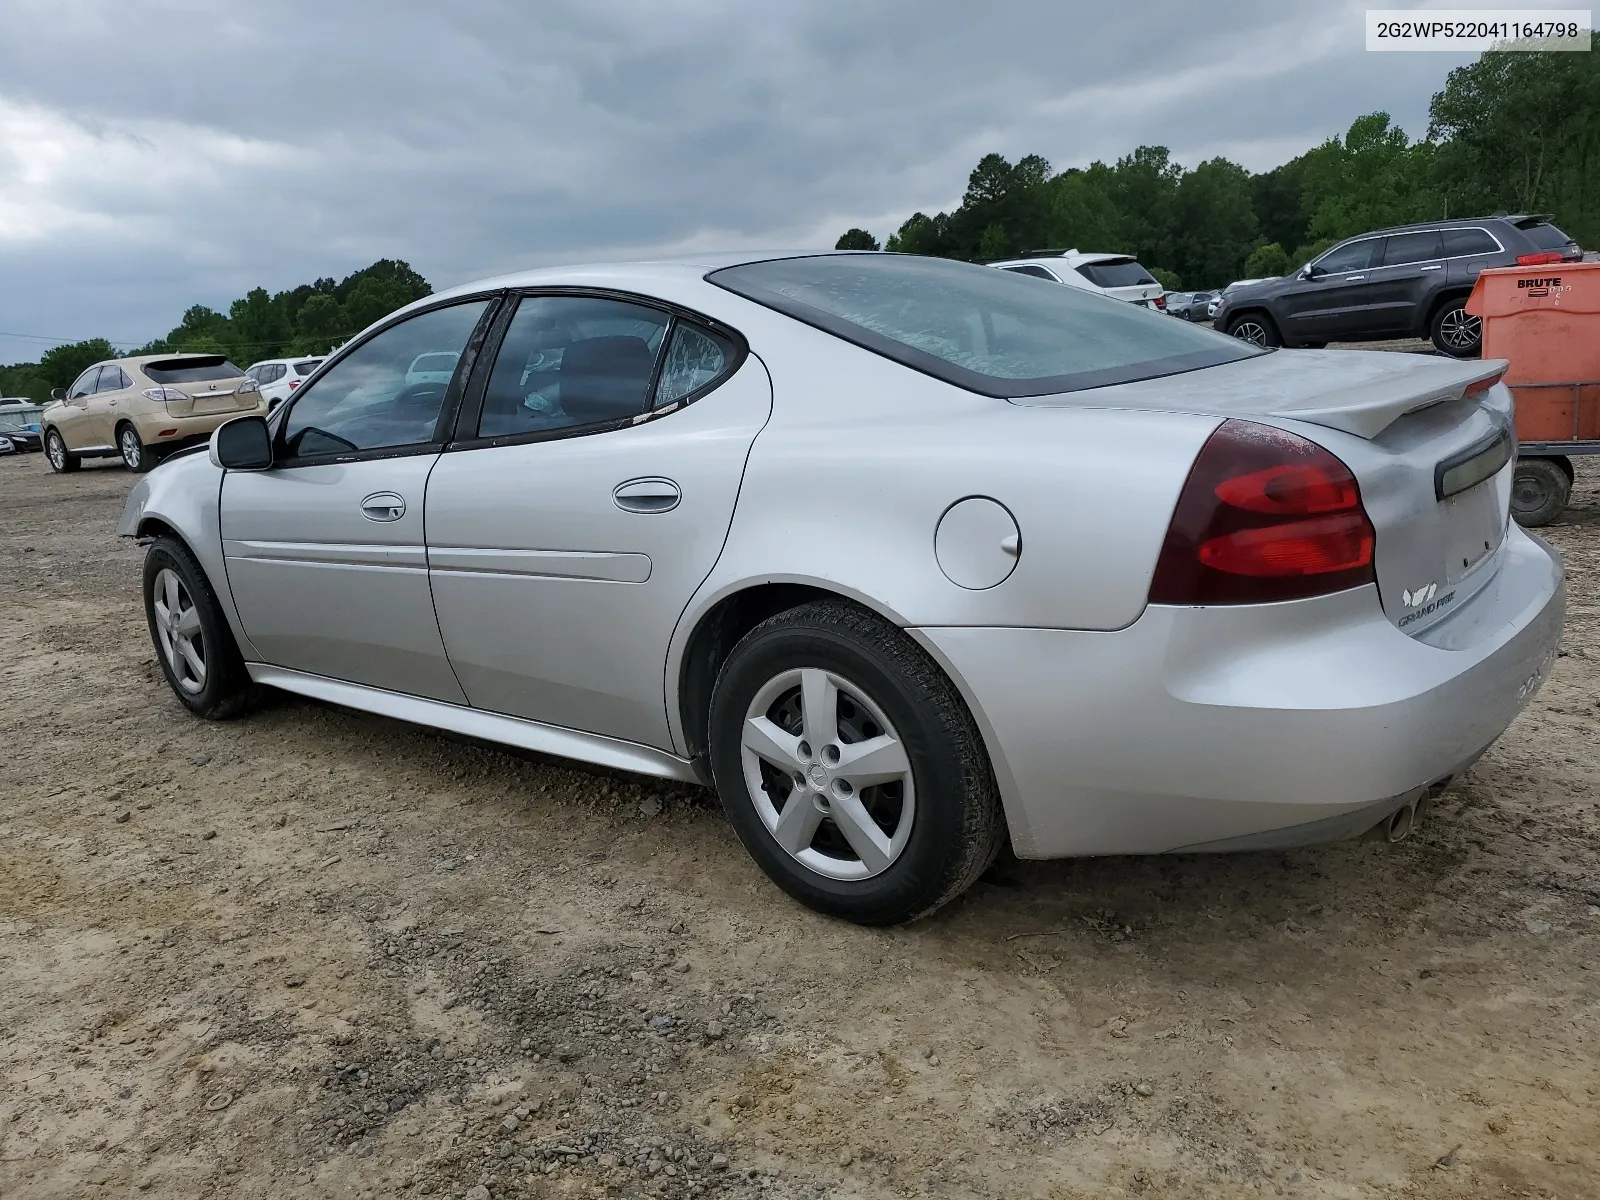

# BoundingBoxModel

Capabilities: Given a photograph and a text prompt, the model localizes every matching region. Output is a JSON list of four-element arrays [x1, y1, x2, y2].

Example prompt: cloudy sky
[[0, 0, 1540, 364]]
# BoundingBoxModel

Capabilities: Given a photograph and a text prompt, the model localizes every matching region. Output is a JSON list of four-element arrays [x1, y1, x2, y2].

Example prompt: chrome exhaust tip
[[1384, 801, 1416, 843]]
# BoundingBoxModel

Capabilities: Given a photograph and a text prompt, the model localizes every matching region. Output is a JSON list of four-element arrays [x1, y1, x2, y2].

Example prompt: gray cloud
[[0, 0, 1521, 363]]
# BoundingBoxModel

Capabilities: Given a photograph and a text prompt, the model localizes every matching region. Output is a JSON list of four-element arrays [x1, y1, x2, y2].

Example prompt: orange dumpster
[[1466, 260, 1600, 525]]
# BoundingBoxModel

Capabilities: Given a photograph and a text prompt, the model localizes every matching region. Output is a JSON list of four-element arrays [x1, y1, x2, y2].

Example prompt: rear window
[[1075, 258, 1158, 288], [1515, 219, 1578, 251], [708, 254, 1261, 397], [293, 359, 323, 376], [143, 355, 245, 384]]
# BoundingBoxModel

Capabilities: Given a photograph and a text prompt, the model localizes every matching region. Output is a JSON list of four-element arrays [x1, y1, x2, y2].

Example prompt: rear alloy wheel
[[119, 423, 157, 473], [1510, 458, 1571, 528], [1430, 300, 1481, 358], [45, 428, 80, 473], [709, 600, 1003, 925], [1227, 313, 1281, 347]]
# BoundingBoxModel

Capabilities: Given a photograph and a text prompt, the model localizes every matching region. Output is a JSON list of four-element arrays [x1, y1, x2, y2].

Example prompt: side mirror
[[50, 388, 66, 402], [210, 415, 273, 470], [1300, 264, 1321, 280]]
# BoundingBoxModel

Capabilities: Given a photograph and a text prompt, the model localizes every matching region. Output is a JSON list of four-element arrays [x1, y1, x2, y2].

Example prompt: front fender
[[118, 453, 260, 661]]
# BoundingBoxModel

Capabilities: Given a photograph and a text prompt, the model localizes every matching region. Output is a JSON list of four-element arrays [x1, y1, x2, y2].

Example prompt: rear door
[[1277, 236, 1384, 341], [93, 365, 136, 444], [1443, 226, 1506, 289], [425, 292, 771, 750], [220, 297, 497, 700], [1363, 229, 1445, 336]]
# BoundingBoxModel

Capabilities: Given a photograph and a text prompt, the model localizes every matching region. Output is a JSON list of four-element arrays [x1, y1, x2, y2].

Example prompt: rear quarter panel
[[692, 325, 1219, 633]]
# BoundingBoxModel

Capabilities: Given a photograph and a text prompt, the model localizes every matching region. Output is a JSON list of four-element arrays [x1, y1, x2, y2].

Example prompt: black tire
[[142, 536, 259, 719], [708, 600, 1003, 925], [1510, 458, 1571, 528], [44, 428, 80, 473], [1429, 298, 1481, 358], [1226, 311, 1281, 347], [118, 423, 157, 473]]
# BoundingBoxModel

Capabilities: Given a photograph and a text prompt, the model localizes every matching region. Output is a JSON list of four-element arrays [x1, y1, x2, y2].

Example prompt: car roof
[[1348, 214, 1555, 239]]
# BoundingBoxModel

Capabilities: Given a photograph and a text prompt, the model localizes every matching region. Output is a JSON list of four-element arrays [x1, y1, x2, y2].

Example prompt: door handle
[[1345, 275, 1365, 281], [613, 477, 681, 514], [1419, 264, 1443, 271], [360, 491, 407, 522]]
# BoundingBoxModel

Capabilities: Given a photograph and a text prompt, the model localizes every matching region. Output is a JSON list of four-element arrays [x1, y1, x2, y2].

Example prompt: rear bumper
[[915, 525, 1564, 858]]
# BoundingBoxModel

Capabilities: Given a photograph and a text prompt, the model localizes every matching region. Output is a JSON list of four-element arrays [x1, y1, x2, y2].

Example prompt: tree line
[[1, 259, 431, 402], [835, 38, 1599, 290]]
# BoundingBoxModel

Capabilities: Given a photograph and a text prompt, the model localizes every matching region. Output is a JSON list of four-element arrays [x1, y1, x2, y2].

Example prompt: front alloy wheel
[[142, 536, 258, 719], [151, 567, 207, 693], [1230, 318, 1272, 346], [45, 429, 79, 473]]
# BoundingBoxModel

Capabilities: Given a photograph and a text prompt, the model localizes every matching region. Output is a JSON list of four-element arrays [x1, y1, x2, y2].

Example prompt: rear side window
[[1381, 230, 1443, 266], [1000, 264, 1058, 280], [1516, 220, 1578, 251], [709, 253, 1259, 397], [655, 323, 737, 407], [144, 356, 245, 384], [96, 366, 132, 392], [476, 295, 670, 438], [1442, 227, 1500, 257], [1075, 258, 1157, 288]]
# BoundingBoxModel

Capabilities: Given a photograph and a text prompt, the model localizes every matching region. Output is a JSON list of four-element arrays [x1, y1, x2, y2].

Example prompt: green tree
[[39, 339, 119, 390], [1107, 146, 1182, 267], [1299, 113, 1441, 243], [1170, 157, 1259, 287], [343, 276, 414, 333], [885, 211, 953, 255], [1429, 34, 1600, 247], [291, 294, 349, 354], [1148, 267, 1182, 290], [335, 259, 431, 307], [1244, 242, 1292, 278], [1045, 166, 1121, 251], [834, 228, 880, 251], [1249, 160, 1310, 257], [229, 287, 291, 363]]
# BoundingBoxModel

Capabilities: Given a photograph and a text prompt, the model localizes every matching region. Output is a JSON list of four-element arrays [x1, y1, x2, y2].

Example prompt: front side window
[[710, 254, 1258, 397], [283, 299, 491, 458], [476, 296, 669, 438], [1381, 230, 1443, 266], [69, 367, 102, 399], [1314, 239, 1379, 275]]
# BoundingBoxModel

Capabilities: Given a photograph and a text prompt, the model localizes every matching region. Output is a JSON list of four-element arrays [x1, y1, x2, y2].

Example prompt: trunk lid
[[143, 355, 254, 417], [1011, 348, 1516, 637]]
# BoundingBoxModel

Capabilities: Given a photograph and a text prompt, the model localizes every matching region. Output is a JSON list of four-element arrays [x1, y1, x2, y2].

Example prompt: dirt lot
[[1, 450, 1596, 1200]]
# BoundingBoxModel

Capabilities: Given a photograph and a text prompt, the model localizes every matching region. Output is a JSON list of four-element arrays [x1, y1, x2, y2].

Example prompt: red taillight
[[1464, 370, 1505, 396], [1149, 419, 1377, 605], [1153, 294, 1166, 309], [289, 380, 300, 389], [1515, 251, 1563, 266]]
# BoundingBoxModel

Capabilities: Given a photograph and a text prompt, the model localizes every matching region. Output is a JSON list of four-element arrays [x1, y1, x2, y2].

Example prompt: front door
[[1278, 236, 1385, 342], [425, 293, 771, 750], [53, 366, 103, 450], [220, 297, 497, 701]]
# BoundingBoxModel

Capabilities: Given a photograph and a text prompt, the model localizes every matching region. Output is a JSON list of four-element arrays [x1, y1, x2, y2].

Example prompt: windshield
[[1075, 259, 1158, 288], [709, 254, 1259, 396], [143, 356, 245, 384]]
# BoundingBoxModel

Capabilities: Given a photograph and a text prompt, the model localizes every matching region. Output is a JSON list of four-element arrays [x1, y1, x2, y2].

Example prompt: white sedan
[[120, 252, 1563, 924]]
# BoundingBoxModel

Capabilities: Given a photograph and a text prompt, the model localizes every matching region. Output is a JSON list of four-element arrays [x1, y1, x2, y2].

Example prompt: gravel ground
[[1, 450, 1596, 1200]]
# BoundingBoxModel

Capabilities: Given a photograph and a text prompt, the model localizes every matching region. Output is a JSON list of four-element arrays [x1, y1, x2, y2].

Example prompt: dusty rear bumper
[[915, 525, 1564, 858]]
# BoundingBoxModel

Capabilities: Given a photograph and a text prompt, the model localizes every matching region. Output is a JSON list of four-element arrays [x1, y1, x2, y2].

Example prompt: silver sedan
[[120, 252, 1564, 924]]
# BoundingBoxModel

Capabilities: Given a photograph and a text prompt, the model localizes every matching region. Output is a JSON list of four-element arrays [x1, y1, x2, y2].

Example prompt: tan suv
[[43, 354, 268, 474]]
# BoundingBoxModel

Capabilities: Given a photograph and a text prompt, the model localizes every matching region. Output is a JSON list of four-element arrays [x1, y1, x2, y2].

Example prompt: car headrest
[[559, 336, 656, 422]]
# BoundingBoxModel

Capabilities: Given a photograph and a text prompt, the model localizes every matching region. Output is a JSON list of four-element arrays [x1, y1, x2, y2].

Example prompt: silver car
[[120, 252, 1564, 925]]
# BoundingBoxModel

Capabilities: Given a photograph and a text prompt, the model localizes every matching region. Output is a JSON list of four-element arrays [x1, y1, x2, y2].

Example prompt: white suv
[[990, 250, 1166, 309], [245, 357, 325, 411]]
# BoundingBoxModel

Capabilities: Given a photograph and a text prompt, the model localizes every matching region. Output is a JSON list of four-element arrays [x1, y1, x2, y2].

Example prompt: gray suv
[[1211, 215, 1582, 357]]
